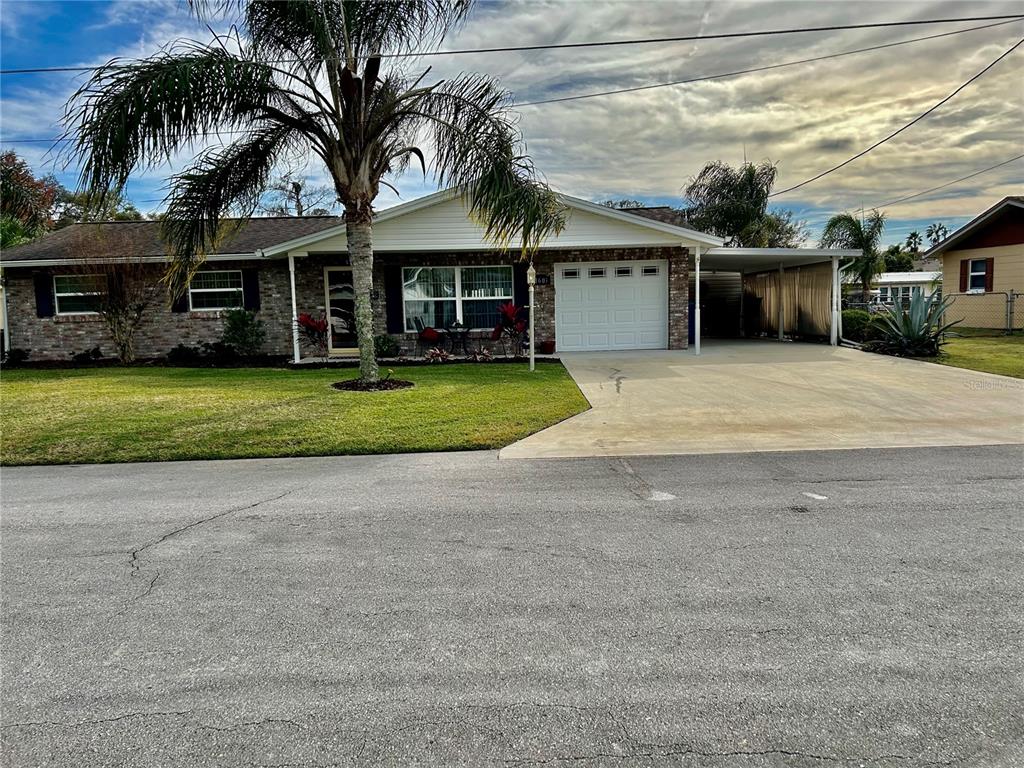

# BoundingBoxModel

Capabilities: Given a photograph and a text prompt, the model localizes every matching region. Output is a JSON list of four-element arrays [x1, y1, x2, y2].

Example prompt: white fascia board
[[0, 253, 262, 268], [558, 194, 725, 247], [705, 247, 860, 257]]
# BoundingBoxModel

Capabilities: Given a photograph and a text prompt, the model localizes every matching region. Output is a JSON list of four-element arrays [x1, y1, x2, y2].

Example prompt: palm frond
[[63, 42, 279, 202], [161, 124, 297, 292]]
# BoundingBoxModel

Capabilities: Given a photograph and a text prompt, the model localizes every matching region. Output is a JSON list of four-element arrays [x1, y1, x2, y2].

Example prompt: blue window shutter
[[513, 262, 529, 307], [33, 273, 55, 317], [242, 268, 261, 311], [385, 265, 404, 333]]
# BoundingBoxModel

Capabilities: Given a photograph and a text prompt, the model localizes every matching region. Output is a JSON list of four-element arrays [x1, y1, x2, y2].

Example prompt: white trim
[[694, 246, 701, 356], [288, 254, 300, 364], [401, 264, 514, 332], [187, 269, 244, 312], [0, 253, 261, 269], [53, 273, 104, 316]]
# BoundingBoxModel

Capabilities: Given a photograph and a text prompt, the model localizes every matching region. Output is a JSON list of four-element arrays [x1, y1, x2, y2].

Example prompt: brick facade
[[4, 246, 689, 360]]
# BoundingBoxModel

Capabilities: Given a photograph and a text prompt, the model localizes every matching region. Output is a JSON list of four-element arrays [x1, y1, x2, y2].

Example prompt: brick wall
[[4, 245, 690, 360], [4, 260, 295, 361]]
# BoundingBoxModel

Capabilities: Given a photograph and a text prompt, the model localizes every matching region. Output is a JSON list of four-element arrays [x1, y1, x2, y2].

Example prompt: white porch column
[[830, 255, 840, 346], [694, 245, 701, 355], [288, 253, 300, 363], [777, 262, 785, 341]]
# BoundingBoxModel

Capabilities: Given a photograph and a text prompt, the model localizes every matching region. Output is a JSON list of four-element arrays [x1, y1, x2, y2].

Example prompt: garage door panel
[[555, 260, 668, 352]]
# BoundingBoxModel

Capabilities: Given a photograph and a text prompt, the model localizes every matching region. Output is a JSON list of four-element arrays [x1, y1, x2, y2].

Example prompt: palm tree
[[820, 210, 886, 303], [64, 0, 566, 382], [905, 230, 922, 253], [925, 222, 948, 246]]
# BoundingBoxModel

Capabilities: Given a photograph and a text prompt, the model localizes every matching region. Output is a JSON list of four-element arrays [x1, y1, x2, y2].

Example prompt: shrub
[[70, 347, 103, 365], [863, 292, 960, 357], [374, 334, 400, 359], [0, 348, 30, 366], [425, 346, 450, 363], [296, 312, 329, 360], [166, 343, 205, 366], [841, 309, 876, 342], [165, 342, 239, 366], [221, 309, 265, 357]]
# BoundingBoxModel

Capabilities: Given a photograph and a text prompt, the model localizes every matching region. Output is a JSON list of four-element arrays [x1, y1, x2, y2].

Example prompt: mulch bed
[[331, 378, 414, 392]]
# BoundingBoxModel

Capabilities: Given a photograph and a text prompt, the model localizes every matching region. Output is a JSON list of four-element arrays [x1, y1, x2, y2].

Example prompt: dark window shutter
[[171, 290, 189, 313], [984, 257, 995, 292], [241, 268, 261, 311], [33, 273, 55, 318], [513, 261, 529, 307], [959, 260, 968, 292], [384, 265, 405, 333]]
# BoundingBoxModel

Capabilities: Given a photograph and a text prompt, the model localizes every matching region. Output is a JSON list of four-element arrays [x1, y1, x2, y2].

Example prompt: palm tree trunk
[[863, 277, 872, 306], [345, 217, 380, 383]]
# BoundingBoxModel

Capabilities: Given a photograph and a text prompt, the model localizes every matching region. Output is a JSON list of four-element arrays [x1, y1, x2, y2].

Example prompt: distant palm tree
[[820, 210, 886, 302], [65, 0, 566, 382], [925, 222, 948, 246], [905, 230, 923, 253]]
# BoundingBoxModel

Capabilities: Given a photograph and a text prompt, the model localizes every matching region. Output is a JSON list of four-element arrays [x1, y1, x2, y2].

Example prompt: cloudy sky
[[1, 0, 1022, 244]]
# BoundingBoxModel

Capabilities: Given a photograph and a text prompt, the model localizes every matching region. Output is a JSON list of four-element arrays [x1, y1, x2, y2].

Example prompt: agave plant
[[863, 291, 961, 357]]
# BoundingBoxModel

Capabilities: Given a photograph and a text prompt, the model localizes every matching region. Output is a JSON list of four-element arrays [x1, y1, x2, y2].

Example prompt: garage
[[554, 259, 668, 351]]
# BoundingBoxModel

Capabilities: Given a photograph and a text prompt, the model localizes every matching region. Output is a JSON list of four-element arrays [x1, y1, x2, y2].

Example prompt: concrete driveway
[[502, 340, 1024, 459]]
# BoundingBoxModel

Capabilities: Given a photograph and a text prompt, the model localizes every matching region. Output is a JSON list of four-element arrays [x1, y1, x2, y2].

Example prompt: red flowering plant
[[492, 301, 528, 357], [296, 312, 329, 360]]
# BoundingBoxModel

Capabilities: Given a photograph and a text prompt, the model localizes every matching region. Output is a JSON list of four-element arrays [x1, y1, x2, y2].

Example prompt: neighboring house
[[875, 271, 942, 303], [0, 188, 855, 360], [924, 196, 1024, 330]]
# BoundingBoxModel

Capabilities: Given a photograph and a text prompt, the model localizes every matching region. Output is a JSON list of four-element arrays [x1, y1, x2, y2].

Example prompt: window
[[589, 267, 606, 278], [562, 268, 579, 279], [968, 259, 988, 292], [615, 266, 633, 277], [642, 265, 659, 276], [403, 265, 513, 331], [54, 274, 104, 314], [189, 270, 244, 310]]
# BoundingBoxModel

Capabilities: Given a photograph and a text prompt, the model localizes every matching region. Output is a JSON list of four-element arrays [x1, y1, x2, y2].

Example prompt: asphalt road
[[1, 445, 1023, 767]]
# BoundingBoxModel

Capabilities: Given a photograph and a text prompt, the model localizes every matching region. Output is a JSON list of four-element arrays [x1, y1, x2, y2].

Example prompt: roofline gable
[[259, 187, 724, 256], [921, 196, 1024, 259]]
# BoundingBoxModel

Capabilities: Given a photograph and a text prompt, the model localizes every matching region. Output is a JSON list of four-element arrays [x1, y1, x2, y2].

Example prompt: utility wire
[[770, 36, 1024, 198], [5, 19, 1020, 145], [516, 18, 1022, 106], [1, 14, 1023, 74], [875, 154, 1024, 208]]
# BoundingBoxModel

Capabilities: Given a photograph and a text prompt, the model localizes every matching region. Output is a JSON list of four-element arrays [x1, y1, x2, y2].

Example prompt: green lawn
[[0, 364, 588, 466], [926, 334, 1024, 378]]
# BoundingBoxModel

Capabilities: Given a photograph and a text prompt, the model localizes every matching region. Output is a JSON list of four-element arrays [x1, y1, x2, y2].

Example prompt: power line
[[2, 14, 1023, 74], [770, 36, 1024, 198], [875, 154, 1024, 208], [516, 18, 1022, 106], [5, 18, 1020, 146]]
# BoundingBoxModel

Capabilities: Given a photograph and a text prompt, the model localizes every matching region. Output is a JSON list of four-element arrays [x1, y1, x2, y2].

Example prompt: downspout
[[830, 255, 839, 347], [1, 268, 9, 355], [694, 245, 701, 355], [287, 253, 300, 363]]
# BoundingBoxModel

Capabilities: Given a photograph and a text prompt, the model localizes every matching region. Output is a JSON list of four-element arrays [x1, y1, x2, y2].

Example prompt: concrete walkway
[[501, 340, 1024, 459]]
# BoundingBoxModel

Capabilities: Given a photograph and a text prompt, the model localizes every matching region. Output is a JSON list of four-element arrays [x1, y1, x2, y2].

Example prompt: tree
[[259, 165, 337, 216], [600, 199, 645, 209], [925, 222, 948, 246], [54, 187, 144, 228], [0, 151, 60, 235], [905, 230, 923, 253], [820, 210, 886, 302], [682, 160, 806, 247], [70, 229, 161, 364], [65, 0, 566, 383], [883, 244, 914, 272]]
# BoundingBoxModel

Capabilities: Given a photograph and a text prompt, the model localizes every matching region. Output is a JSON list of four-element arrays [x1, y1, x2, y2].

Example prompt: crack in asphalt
[[505, 746, 962, 765], [198, 718, 305, 732], [1, 710, 194, 730], [127, 490, 294, 577]]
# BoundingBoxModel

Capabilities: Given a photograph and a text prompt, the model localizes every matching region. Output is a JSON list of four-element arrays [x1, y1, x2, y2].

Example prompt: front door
[[324, 267, 358, 355]]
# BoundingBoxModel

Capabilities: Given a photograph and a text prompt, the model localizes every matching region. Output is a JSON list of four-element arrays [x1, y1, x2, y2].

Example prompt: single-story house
[[875, 271, 942, 303], [924, 195, 1023, 330], [0, 188, 856, 361]]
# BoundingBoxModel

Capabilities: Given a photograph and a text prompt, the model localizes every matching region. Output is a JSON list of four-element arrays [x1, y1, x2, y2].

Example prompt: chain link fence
[[942, 292, 1023, 335]]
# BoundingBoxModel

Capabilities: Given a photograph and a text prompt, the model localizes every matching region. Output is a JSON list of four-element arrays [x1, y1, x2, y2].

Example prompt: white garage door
[[554, 260, 669, 351]]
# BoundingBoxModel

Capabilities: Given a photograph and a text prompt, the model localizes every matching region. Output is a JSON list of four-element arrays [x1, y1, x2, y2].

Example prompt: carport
[[691, 246, 860, 354]]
